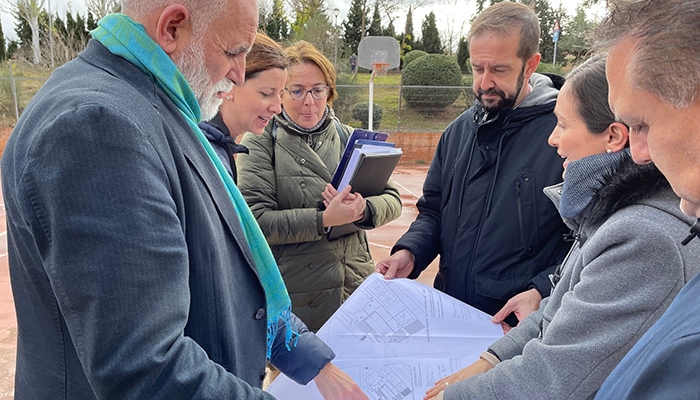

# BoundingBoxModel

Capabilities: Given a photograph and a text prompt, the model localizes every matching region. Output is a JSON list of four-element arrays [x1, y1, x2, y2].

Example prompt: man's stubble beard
[[476, 66, 526, 114], [175, 38, 233, 121]]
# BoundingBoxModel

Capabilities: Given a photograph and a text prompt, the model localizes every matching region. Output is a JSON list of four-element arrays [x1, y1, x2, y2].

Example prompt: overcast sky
[[1, 0, 604, 45]]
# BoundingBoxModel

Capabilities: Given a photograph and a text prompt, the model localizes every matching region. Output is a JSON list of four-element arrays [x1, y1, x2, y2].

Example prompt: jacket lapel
[[179, 122, 259, 274]]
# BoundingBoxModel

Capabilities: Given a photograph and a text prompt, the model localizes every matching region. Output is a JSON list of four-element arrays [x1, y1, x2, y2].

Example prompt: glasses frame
[[285, 85, 330, 101]]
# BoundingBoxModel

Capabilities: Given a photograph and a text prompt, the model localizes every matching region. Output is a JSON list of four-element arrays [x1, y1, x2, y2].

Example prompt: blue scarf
[[92, 14, 298, 358], [559, 149, 631, 220]]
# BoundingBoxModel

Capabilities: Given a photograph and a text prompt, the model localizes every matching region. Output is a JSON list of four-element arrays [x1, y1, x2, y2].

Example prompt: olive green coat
[[237, 113, 402, 331]]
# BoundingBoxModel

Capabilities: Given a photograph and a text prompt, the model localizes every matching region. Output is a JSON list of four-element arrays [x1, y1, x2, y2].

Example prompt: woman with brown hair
[[199, 32, 287, 183], [237, 41, 402, 331]]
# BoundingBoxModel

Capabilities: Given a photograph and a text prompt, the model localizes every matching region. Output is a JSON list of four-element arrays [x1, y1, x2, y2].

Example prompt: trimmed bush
[[402, 50, 428, 69], [403, 54, 462, 109], [333, 73, 361, 123], [352, 102, 383, 129]]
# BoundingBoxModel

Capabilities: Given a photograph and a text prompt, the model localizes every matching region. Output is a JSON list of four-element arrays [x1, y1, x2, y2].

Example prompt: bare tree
[[440, 0, 467, 54], [0, 0, 45, 64], [377, 0, 437, 35], [85, 0, 121, 19]]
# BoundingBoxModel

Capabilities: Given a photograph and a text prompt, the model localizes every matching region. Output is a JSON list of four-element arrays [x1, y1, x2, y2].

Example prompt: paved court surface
[[0, 165, 437, 398]]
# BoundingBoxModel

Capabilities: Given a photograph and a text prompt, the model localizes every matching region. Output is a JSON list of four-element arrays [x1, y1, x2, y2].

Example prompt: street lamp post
[[333, 7, 340, 66]]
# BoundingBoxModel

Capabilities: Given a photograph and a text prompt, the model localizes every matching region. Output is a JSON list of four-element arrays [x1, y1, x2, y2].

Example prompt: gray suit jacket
[[2, 40, 332, 399]]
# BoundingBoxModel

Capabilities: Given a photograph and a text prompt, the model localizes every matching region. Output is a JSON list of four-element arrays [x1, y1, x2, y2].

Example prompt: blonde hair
[[284, 41, 338, 104]]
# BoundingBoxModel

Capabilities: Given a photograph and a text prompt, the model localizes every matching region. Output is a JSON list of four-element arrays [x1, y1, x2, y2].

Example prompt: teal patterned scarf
[[92, 14, 298, 358]]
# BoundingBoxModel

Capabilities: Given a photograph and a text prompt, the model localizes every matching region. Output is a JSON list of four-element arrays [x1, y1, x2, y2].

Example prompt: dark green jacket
[[238, 112, 401, 331]]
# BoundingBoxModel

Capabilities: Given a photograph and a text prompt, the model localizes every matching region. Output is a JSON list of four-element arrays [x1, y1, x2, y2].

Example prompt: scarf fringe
[[266, 307, 301, 359]]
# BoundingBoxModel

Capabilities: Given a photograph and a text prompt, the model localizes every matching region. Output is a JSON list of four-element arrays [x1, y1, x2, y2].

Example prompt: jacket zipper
[[516, 180, 525, 246]]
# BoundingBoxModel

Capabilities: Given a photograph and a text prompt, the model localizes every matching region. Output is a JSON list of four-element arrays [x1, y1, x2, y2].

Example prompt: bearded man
[[1, 1, 366, 398], [376, 2, 570, 330]]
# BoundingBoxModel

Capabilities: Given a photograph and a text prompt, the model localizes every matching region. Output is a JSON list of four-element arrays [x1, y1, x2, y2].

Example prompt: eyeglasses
[[285, 85, 329, 101]]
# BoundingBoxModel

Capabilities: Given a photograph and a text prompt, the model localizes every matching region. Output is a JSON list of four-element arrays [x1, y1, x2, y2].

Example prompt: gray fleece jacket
[[445, 156, 700, 400]]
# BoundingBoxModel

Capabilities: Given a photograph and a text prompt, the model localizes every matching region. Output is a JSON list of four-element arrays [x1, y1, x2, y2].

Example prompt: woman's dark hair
[[565, 54, 617, 134]]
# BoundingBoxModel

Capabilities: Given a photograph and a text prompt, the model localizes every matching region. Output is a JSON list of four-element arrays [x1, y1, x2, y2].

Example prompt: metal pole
[[9, 60, 19, 121], [48, 0, 54, 68], [397, 81, 402, 131], [334, 17, 338, 66], [368, 71, 374, 131], [333, 8, 340, 66], [553, 41, 557, 66]]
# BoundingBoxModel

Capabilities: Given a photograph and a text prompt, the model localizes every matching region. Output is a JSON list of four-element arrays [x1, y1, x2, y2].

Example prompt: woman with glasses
[[237, 41, 402, 331]]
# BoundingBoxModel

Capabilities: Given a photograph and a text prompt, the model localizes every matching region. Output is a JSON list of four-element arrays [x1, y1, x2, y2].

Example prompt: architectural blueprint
[[267, 273, 503, 399]]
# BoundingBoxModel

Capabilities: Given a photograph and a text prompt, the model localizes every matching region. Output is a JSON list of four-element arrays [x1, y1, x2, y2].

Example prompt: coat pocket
[[514, 170, 539, 256]]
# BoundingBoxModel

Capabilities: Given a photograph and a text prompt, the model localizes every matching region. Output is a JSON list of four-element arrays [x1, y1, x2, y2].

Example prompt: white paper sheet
[[267, 273, 503, 399]]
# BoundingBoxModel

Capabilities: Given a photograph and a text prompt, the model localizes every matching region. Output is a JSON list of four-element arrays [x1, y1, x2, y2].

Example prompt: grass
[[337, 71, 474, 132]]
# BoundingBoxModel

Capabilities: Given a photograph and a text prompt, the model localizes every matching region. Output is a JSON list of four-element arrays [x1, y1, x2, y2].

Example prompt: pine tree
[[265, 0, 291, 42], [0, 20, 6, 61], [420, 12, 443, 54], [456, 36, 469, 72], [343, 0, 366, 54], [403, 6, 414, 50], [383, 20, 395, 37], [368, 2, 382, 36]]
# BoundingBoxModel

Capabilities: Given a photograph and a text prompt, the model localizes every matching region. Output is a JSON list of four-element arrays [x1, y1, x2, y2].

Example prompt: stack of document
[[267, 274, 504, 399], [327, 130, 403, 240]]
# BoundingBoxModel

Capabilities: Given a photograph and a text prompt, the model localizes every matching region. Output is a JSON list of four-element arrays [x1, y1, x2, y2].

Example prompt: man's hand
[[375, 249, 415, 279], [314, 362, 369, 400], [491, 288, 542, 332], [423, 358, 493, 399], [322, 185, 366, 227]]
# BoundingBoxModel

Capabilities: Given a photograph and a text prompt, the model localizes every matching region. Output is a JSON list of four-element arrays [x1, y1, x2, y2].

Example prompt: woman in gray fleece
[[426, 55, 700, 400]]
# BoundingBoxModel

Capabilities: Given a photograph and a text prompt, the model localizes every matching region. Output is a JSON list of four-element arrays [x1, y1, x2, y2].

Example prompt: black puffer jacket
[[394, 73, 571, 320]]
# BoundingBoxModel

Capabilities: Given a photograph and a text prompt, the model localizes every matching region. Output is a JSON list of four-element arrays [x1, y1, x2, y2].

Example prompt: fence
[[0, 66, 476, 133]]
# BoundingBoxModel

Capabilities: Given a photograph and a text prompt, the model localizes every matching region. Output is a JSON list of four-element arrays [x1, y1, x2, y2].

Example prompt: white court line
[[392, 179, 419, 199], [0, 232, 6, 237], [368, 242, 392, 249], [0, 254, 7, 257]]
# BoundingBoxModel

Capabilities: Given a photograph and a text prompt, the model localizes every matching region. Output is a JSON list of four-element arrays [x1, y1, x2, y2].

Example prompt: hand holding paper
[[375, 249, 415, 279], [424, 358, 493, 400], [314, 362, 369, 400]]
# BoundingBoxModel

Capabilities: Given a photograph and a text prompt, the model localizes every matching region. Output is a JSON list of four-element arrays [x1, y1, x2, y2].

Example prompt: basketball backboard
[[357, 36, 401, 70]]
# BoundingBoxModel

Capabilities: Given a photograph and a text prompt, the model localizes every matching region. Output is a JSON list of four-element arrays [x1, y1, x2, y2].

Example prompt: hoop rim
[[372, 62, 391, 71]]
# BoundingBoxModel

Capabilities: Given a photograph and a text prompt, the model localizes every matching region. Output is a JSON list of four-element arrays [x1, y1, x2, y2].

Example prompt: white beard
[[175, 40, 233, 121]]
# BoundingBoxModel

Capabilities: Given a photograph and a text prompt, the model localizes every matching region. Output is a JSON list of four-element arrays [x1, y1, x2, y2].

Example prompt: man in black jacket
[[376, 2, 570, 328]]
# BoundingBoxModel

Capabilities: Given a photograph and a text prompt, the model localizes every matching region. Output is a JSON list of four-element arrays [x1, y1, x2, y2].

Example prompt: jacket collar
[[545, 157, 692, 235]]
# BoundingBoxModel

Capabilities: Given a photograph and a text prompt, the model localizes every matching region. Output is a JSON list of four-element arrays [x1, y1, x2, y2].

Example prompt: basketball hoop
[[372, 62, 390, 79]]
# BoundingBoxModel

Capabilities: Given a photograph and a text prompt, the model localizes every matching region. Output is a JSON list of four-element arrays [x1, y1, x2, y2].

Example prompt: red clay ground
[[0, 128, 440, 397]]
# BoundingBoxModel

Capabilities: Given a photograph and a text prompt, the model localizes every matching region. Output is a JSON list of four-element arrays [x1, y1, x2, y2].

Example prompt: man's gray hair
[[467, 2, 540, 62], [121, 0, 227, 36], [595, 0, 700, 108]]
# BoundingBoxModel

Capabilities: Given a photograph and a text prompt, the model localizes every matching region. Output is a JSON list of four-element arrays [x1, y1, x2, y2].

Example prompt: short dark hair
[[565, 54, 616, 134], [467, 2, 540, 62], [595, 0, 700, 108]]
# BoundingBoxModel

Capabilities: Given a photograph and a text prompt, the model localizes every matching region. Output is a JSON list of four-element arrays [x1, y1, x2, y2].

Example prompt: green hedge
[[402, 54, 462, 109], [352, 102, 383, 129], [402, 50, 428, 69]]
